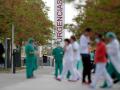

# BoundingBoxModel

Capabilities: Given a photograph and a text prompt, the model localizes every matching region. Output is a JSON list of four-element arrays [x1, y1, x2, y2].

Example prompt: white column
[[54, 0, 65, 46]]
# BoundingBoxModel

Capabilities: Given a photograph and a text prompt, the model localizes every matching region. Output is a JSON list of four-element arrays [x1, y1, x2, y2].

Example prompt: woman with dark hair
[[70, 36, 81, 78], [57, 39, 78, 81]]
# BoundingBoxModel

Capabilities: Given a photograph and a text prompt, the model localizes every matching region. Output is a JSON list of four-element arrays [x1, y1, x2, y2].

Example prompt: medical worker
[[52, 42, 64, 79], [90, 33, 113, 88], [57, 39, 77, 81], [25, 38, 38, 79], [101, 32, 120, 88], [71, 36, 81, 79]]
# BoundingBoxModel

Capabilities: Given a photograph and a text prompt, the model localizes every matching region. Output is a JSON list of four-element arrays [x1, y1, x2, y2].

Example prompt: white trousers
[[91, 63, 113, 87], [60, 60, 78, 80], [73, 60, 81, 79]]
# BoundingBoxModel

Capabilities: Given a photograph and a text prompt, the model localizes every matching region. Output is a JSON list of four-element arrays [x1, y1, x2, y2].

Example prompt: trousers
[[91, 63, 113, 87], [81, 54, 91, 83], [60, 60, 77, 80]]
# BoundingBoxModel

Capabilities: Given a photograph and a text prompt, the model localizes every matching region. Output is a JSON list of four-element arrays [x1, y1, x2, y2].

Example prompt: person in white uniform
[[101, 32, 120, 88], [57, 39, 78, 81], [70, 36, 81, 79], [106, 32, 120, 76]]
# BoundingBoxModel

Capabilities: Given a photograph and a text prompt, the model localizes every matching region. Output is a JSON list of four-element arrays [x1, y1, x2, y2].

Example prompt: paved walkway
[[0, 67, 53, 88], [0, 67, 120, 90]]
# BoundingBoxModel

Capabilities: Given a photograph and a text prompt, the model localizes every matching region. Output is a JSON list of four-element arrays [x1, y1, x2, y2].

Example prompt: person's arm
[[107, 45, 118, 56], [73, 43, 78, 52]]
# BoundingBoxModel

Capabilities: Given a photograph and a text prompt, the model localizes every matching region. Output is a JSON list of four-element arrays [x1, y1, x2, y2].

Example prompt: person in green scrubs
[[52, 43, 64, 79], [25, 38, 38, 79]]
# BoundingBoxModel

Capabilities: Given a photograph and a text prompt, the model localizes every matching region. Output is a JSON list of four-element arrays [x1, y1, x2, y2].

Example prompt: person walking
[[90, 33, 113, 88], [101, 32, 120, 88], [80, 28, 92, 84], [70, 36, 81, 80], [25, 38, 38, 79], [57, 39, 77, 81], [52, 42, 64, 79]]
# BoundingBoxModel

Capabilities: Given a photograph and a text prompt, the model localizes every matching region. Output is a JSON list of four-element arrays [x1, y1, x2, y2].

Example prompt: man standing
[[25, 38, 38, 79], [52, 42, 64, 79], [80, 28, 92, 84]]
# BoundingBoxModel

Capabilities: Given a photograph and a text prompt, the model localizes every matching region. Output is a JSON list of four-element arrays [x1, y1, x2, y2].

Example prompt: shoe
[[82, 81, 91, 85], [100, 85, 108, 88], [100, 84, 108, 88], [101, 85, 112, 89], [56, 78, 61, 81], [114, 79, 120, 84]]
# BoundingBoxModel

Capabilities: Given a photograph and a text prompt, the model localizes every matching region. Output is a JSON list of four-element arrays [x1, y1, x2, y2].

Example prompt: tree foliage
[[66, 0, 120, 39], [0, 0, 53, 45]]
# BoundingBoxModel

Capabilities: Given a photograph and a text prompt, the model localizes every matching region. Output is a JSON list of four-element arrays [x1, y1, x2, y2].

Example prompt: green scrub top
[[52, 47, 64, 62]]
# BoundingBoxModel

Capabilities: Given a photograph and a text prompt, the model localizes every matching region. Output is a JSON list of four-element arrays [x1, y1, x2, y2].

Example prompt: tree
[[65, 0, 120, 39], [0, 0, 53, 45]]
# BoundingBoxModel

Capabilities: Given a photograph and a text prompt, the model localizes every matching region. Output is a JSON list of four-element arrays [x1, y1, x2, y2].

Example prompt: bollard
[[13, 49, 17, 74]]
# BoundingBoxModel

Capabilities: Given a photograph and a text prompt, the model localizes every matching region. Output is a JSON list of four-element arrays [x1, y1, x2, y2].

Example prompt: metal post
[[11, 24, 15, 73], [5, 38, 8, 69], [5, 38, 11, 69]]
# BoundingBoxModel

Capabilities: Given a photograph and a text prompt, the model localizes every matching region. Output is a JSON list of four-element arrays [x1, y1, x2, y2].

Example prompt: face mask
[[95, 38, 100, 43]]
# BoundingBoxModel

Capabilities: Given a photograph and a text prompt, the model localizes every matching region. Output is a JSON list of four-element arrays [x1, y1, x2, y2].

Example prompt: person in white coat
[[101, 32, 120, 88], [70, 36, 81, 79], [57, 39, 78, 81]]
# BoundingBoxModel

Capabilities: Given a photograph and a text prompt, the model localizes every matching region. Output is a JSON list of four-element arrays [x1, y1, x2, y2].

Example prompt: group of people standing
[[52, 28, 120, 89]]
